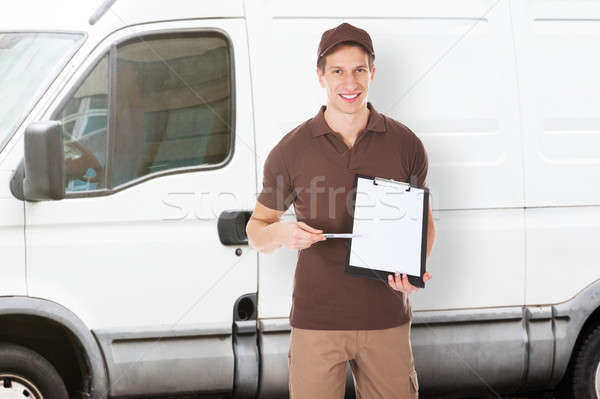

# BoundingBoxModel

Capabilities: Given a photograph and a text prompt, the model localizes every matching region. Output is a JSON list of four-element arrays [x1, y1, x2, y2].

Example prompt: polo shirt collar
[[310, 101, 386, 137]]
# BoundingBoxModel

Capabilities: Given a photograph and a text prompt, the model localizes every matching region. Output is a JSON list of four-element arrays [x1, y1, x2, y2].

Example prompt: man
[[246, 22, 435, 398]]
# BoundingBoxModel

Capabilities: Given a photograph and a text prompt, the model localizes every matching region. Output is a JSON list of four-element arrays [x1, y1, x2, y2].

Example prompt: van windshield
[[0, 32, 84, 150]]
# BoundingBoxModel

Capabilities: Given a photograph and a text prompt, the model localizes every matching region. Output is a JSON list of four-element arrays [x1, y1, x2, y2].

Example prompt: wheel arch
[[552, 278, 600, 386], [0, 296, 109, 399]]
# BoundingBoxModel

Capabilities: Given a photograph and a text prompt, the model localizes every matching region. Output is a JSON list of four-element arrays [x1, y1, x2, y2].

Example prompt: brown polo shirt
[[257, 101, 429, 330]]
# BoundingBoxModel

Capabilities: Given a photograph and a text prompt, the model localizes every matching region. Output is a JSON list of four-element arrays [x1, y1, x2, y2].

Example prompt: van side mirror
[[22, 121, 65, 201]]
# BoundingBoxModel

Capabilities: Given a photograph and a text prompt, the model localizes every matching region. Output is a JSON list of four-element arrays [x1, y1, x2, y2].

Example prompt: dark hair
[[317, 41, 375, 73]]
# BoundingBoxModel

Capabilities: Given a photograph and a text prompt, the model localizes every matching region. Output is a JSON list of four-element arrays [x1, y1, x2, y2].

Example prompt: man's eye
[[333, 70, 341, 74]]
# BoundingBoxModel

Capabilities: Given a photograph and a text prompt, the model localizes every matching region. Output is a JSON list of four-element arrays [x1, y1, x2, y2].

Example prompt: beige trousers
[[288, 321, 419, 398]]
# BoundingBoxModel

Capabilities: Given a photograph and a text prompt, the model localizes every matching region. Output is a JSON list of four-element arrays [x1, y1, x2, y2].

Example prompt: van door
[[24, 19, 256, 396]]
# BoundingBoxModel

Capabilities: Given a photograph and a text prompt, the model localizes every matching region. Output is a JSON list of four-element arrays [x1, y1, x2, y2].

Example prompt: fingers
[[290, 224, 325, 250], [293, 228, 323, 242], [401, 273, 417, 293], [297, 221, 323, 234], [296, 222, 325, 244], [423, 271, 432, 283], [387, 274, 404, 292], [388, 273, 419, 294], [292, 233, 320, 248]]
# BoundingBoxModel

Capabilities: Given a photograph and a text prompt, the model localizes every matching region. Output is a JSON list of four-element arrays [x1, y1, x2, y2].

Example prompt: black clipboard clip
[[372, 177, 411, 192]]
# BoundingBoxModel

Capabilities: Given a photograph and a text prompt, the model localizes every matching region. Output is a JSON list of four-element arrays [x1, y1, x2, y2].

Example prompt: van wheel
[[570, 324, 600, 398], [0, 343, 68, 399]]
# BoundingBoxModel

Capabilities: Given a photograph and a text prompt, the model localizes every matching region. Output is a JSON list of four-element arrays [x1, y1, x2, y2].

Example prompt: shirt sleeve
[[409, 136, 429, 188], [256, 144, 295, 211]]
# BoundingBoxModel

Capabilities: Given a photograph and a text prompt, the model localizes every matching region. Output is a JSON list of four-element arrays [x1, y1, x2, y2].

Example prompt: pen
[[322, 233, 361, 238]]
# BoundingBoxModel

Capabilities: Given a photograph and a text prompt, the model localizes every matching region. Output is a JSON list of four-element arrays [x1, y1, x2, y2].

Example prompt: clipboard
[[344, 174, 429, 288]]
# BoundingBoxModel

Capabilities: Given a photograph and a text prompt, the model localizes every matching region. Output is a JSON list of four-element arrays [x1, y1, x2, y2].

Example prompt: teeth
[[341, 93, 359, 99]]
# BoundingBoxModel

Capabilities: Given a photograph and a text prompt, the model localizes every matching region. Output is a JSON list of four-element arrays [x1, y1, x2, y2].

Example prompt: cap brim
[[319, 39, 374, 58]]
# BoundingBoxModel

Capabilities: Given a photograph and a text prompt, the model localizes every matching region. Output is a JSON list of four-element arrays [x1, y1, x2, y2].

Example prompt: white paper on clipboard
[[348, 175, 427, 276]]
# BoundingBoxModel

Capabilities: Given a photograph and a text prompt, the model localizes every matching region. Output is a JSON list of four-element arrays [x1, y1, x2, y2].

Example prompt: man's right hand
[[246, 201, 326, 253], [277, 221, 326, 250]]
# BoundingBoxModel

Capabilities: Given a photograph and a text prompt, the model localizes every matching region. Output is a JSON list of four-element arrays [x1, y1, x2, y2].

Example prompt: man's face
[[317, 44, 375, 114]]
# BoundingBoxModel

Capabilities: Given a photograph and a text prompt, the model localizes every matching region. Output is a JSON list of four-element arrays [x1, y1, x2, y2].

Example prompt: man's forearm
[[246, 219, 283, 254], [426, 208, 436, 258], [426, 225, 435, 258]]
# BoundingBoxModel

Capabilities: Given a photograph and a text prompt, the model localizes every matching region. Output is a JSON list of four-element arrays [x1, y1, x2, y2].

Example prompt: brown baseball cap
[[317, 22, 375, 65]]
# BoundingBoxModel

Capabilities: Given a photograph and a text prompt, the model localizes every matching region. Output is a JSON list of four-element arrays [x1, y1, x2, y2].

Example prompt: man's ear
[[317, 67, 326, 88], [370, 65, 376, 82]]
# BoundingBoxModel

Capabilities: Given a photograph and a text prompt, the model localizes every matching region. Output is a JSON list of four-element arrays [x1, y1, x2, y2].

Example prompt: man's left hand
[[387, 271, 432, 294]]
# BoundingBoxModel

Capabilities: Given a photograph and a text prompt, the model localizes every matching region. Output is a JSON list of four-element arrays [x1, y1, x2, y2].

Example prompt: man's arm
[[426, 203, 436, 258], [246, 201, 325, 254]]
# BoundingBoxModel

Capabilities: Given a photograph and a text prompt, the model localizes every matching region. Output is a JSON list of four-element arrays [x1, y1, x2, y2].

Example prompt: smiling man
[[246, 22, 435, 398]]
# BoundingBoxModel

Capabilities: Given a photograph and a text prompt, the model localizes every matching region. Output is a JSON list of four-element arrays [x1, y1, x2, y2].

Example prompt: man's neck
[[323, 103, 370, 147]]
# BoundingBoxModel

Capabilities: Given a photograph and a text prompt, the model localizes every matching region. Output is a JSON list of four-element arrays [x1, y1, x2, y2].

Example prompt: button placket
[[329, 132, 351, 154], [317, 135, 350, 170], [348, 130, 368, 170]]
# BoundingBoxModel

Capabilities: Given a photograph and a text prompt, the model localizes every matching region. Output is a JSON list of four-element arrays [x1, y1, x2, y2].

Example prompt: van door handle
[[217, 210, 252, 245]]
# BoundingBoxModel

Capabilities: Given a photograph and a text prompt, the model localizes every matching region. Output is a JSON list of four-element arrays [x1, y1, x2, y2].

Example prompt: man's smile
[[338, 92, 361, 102]]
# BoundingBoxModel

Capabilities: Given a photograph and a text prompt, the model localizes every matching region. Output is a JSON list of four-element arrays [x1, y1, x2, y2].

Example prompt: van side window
[[111, 32, 233, 187], [59, 55, 108, 192]]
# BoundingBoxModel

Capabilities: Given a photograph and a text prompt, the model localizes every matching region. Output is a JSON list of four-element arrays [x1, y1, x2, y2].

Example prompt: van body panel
[[507, 0, 600, 305], [525, 207, 600, 305], [510, 0, 600, 208], [410, 208, 525, 310], [94, 324, 234, 396], [0, 170, 25, 296]]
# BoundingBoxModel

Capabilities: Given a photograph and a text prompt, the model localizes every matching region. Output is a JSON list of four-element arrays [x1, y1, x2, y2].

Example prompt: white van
[[1, 1, 599, 398]]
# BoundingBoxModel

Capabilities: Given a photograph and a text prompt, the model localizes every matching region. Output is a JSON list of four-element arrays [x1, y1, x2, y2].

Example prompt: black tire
[[0, 342, 68, 399], [570, 324, 600, 398]]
